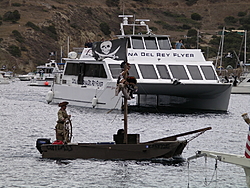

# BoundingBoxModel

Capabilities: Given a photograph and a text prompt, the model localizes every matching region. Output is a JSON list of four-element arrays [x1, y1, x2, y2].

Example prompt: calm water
[[0, 81, 249, 187]]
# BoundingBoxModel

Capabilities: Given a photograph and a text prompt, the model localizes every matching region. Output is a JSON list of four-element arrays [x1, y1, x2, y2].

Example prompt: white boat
[[0, 71, 10, 84], [45, 15, 232, 112], [188, 113, 250, 188], [231, 72, 250, 94], [18, 72, 35, 81], [28, 60, 62, 87]]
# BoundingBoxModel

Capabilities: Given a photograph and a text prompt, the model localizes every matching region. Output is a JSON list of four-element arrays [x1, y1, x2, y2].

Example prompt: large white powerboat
[[46, 15, 232, 112]]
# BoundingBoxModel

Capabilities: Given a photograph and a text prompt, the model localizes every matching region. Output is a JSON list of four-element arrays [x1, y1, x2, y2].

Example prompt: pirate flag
[[92, 38, 127, 61]]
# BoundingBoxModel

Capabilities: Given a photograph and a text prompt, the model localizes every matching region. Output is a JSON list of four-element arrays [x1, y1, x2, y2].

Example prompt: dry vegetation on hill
[[0, 0, 250, 73]]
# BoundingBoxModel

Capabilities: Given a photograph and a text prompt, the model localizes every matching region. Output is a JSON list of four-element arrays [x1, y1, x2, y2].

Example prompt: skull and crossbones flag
[[92, 38, 127, 61]]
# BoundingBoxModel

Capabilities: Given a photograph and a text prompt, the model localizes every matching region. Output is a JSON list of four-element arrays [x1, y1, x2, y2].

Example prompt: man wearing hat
[[55, 101, 71, 142]]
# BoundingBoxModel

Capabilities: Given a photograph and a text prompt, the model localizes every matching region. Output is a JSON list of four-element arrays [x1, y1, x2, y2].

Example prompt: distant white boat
[[18, 72, 35, 81], [0, 71, 10, 84], [231, 72, 250, 94], [28, 60, 63, 87]]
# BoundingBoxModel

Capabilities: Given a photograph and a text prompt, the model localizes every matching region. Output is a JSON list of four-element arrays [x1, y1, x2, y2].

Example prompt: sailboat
[[188, 113, 250, 188], [36, 63, 211, 160]]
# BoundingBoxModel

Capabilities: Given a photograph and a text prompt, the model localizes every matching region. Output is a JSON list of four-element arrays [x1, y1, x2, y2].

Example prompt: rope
[[187, 156, 218, 187], [107, 94, 122, 114], [187, 130, 207, 143], [187, 160, 190, 188], [203, 157, 218, 187]]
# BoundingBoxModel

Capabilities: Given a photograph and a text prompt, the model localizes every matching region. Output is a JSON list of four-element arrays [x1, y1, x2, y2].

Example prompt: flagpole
[[60, 46, 63, 64]]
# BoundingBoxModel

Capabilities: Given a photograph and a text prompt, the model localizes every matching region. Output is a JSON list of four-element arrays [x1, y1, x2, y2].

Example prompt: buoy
[[92, 96, 98, 108], [46, 90, 53, 104], [44, 81, 49, 86]]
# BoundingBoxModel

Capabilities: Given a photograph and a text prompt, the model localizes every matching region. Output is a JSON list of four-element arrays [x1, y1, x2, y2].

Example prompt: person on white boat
[[55, 101, 71, 142], [175, 40, 185, 49]]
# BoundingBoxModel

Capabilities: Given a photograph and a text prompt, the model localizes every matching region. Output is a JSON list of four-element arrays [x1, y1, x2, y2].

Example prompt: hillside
[[0, 0, 250, 73]]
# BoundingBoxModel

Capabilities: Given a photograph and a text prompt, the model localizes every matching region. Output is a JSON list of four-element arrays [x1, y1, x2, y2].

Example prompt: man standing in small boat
[[55, 101, 71, 142]]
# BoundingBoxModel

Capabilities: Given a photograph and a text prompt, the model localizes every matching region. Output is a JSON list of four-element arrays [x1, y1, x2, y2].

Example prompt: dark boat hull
[[40, 141, 187, 160]]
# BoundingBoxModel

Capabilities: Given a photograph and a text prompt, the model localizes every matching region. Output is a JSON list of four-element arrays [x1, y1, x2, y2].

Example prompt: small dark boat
[[36, 97, 211, 160]]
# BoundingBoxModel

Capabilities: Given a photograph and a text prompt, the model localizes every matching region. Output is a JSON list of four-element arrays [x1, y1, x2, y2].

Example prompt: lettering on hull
[[46, 145, 73, 151], [83, 80, 104, 87], [147, 144, 171, 149]]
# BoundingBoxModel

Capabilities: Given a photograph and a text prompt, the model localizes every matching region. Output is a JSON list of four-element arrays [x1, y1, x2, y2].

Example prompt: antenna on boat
[[122, 0, 125, 16], [118, 15, 133, 35], [135, 19, 151, 34]]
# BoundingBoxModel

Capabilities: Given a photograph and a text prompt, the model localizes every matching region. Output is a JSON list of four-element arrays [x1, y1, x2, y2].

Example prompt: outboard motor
[[36, 138, 51, 154]]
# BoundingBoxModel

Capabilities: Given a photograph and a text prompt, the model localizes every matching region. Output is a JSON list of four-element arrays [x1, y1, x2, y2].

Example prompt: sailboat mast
[[244, 30, 247, 65], [219, 27, 225, 74]]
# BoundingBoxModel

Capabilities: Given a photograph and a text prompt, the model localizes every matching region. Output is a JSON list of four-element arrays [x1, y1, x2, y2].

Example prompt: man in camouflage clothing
[[55, 101, 71, 141]]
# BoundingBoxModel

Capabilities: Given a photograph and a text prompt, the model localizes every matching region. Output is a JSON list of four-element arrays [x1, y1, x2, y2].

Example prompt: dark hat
[[58, 101, 69, 107]]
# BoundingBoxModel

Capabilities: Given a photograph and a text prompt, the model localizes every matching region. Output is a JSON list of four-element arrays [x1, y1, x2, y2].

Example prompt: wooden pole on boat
[[143, 126, 212, 144], [123, 97, 128, 144], [123, 62, 129, 144]]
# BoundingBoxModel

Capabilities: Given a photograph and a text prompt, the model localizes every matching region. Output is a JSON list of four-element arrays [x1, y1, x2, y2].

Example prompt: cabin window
[[64, 62, 79, 76], [187, 65, 203, 80], [156, 65, 171, 79], [64, 62, 107, 78], [129, 64, 139, 79], [109, 64, 139, 79], [169, 65, 189, 80], [47, 69, 53, 74], [84, 64, 107, 78], [144, 37, 157, 49], [109, 64, 121, 79], [131, 36, 144, 49], [200, 66, 217, 80], [139, 64, 158, 79], [157, 37, 171, 50]]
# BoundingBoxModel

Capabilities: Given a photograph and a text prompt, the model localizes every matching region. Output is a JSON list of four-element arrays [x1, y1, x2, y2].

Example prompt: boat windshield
[[130, 36, 171, 50], [187, 65, 203, 80], [201, 66, 218, 80], [157, 37, 171, 50]]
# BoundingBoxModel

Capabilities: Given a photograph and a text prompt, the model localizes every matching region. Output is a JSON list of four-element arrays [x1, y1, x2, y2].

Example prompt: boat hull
[[40, 141, 187, 160], [136, 83, 232, 112], [50, 81, 232, 112]]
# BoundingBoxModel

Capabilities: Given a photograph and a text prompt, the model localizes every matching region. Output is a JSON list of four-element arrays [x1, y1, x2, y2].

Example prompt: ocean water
[[0, 80, 249, 188]]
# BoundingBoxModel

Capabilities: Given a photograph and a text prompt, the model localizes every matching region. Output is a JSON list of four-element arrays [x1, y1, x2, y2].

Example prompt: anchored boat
[[36, 98, 211, 160], [46, 15, 232, 112], [28, 60, 63, 87]]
